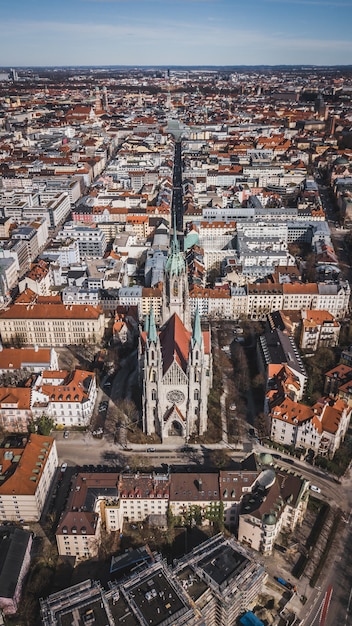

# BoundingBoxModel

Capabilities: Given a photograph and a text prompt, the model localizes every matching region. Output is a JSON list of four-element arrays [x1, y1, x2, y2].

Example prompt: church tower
[[187, 306, 209, 436], [140, 224, 212, 443], [141, 307, 161, 436], [162, 221, 190, 329]]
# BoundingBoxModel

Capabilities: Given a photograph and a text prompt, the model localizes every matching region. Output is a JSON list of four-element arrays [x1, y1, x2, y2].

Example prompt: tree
[[255, 412, 270, 440], [36, 414, 55, 436], [209, 448, 230, 468], [108, 399, 139, 433]]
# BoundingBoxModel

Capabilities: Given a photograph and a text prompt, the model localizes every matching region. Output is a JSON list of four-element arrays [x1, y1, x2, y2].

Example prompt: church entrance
[[168, 420, 183, 437]]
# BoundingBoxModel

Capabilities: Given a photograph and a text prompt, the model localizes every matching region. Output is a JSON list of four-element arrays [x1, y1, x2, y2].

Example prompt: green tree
[[36, 414, 55, 436]]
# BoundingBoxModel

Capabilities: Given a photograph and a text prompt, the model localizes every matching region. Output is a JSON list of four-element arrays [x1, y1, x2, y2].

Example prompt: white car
[[61, 462, 68, 473], [309, 484, 321, 493]]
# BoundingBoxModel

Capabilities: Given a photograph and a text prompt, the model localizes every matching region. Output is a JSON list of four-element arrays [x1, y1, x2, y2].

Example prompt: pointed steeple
[[147, 306, 158, 344], [191, 306, 203, 349], [144, 312, 150, 334], [165, 214, 185, 277]]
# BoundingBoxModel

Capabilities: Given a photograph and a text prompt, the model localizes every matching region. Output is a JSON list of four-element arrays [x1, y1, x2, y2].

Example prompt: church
[[139, 229, 212, 442]]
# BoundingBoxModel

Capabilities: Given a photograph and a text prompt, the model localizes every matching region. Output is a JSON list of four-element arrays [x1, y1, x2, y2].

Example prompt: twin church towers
[[139, 227, 212, 442]]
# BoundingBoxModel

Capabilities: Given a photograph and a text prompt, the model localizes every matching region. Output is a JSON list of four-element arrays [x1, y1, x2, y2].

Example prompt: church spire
[[147, 307, 158, 344], [165, 214, 185, 277], [191, 306, 203, 348]]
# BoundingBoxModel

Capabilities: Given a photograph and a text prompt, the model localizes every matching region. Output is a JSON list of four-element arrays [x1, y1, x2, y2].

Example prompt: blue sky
[[1, 0, 352, 67]]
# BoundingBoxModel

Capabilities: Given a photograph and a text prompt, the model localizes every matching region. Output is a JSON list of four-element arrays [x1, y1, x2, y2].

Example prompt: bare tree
[[106, 398, 139, 438]]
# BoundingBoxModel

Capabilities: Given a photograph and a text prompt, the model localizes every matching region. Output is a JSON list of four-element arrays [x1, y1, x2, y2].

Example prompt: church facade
[[139, 230, 212, 442]]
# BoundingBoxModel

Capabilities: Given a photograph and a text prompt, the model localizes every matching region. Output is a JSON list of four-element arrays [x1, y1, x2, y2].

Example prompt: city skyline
[[1, 0, 352, 67]]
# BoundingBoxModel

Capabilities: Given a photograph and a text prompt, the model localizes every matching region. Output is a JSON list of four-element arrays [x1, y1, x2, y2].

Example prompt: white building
[[32, 369, 97, 428]]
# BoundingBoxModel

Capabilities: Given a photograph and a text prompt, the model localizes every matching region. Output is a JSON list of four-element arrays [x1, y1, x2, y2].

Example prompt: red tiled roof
[[0, 348, 52, 370], [0, 434, 55, 496], [160, 314, 190, 375]]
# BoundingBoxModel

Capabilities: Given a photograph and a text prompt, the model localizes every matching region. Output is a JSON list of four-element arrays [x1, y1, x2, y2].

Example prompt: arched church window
[[152, 389, 156, 401], [194, 389, 199, 401], [195, 351, 199, 361]]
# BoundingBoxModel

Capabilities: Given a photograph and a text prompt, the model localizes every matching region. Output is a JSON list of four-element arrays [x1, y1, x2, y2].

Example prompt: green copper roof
[[184, 230, 199, 252], [147, 307, 158, 344], [165, 218, 185, 277], [192, 306, 203, 349]]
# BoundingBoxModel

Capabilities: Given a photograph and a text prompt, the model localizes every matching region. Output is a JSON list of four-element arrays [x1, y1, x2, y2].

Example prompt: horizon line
[[2, 64, 352, 70]]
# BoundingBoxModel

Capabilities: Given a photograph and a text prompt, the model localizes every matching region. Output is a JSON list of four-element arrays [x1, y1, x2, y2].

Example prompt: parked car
[[61, 462, 68, 473], [63, 431, 69, 439], [147, 447, 156, 453], [309, 484, 321, 493]]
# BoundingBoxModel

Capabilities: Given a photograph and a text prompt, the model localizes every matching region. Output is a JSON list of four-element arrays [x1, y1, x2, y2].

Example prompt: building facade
[[140, 229, 212, 442]]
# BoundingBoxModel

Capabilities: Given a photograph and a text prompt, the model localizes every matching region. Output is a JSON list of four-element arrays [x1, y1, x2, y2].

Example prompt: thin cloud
[[1, 17, 352, 47], [0, 16, 351, 64]]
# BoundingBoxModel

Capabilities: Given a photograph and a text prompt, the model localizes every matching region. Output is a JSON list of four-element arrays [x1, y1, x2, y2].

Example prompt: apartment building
[[117, 473, 170, 527], [19, 259, 52, 296], [58, 223, 107, 260], [32, 369, 97, 428], [258, 328, 307, 397], [300, 310, 340, 351], [11, 219, 48, 264], [0, 387, 32, 432], [0, 257, 18, 303], [269, 395, 351, 458], [220, 468, 260, 530], [238, 466, 309, 554], [247, 284, 284, 319], [0, 434, 58, 522], [118, 285, 162, 323], [39, 191, 71, 229], [41, 564, 203, 626], [169, 472, 221, 523], [173, 534, 267, 626], [43, 239, 80, 267], [282, 282, 350, 319], [189, 286, 233, 319], [56, 473, 119, 560], [311, 282, 351, 320]]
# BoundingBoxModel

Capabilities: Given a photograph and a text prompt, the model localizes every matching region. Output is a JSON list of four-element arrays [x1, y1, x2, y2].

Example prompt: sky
[[1, 0, 352, 67]]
